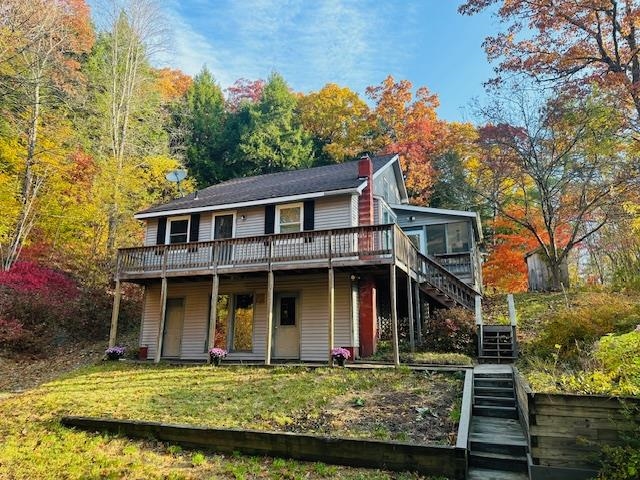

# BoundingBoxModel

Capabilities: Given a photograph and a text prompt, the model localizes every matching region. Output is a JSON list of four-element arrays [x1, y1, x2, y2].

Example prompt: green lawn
[[0, 363, 460, 479]]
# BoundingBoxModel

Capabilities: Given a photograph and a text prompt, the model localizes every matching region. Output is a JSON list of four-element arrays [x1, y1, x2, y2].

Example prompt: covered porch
[[108, 224, 480, 365]]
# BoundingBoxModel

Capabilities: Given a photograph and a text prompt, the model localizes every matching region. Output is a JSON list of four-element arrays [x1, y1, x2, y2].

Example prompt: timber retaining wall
[[513, 368, 640, 480], [61, 416, 468, 479]]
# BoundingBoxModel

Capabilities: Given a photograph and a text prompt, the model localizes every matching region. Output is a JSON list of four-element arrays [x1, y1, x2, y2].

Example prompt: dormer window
[[167, 216, 190, 244], [276, 204, 303, 233]]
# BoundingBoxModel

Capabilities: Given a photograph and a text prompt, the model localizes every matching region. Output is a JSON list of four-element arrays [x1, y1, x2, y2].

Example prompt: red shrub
[[422, 308, 477, 355]]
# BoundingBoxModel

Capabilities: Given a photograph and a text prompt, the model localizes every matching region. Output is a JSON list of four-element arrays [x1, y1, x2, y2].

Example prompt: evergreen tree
[[232, 73, 313, 175], [184, 67, 227, 187]]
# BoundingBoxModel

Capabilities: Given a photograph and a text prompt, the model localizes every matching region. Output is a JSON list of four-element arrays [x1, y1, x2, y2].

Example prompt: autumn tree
[[0, 0, 93, 270], [366, 75, 449, 203], [459, 0, 640, 125], [89, 0, 175, 257], [225, 78, 265, 112], [298, 83, 373, 164], [473, 84, 633, 290]]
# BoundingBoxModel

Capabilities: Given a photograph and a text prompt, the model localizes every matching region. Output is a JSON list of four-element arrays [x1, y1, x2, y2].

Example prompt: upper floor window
[[425, 222, 470, 255], [276, 204, 302, 233], [167, 216, 189, 244]]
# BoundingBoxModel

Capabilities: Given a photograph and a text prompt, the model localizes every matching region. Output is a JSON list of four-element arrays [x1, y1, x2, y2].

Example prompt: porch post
[[390, 265, 400, 366], [407, 275, 415, 353], [414, 281, 422, 345], [207, 274, 219, 356], [108, 279, 122, 348], [155, 277, 168, 363], [328, 267, 335, 365], [265, 270, 274, 365]]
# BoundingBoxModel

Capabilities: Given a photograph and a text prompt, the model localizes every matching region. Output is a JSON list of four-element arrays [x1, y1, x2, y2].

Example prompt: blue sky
[[103, 1, 499, 122]]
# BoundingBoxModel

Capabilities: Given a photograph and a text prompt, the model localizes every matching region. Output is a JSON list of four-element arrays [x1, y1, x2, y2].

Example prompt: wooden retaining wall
[[513, 368, 640, 479], [61, 416, 468, 479]]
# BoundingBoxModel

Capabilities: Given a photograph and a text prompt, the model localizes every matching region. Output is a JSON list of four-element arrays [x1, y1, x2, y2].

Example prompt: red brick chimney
[[358, 155, 373, 226], [357, 155, 377, 358]]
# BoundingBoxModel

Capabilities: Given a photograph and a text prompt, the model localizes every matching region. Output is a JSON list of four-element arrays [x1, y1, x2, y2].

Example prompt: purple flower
[[331, 347, 351, 360], [208, 348, 228, 358], [105, 346, 125, 360]]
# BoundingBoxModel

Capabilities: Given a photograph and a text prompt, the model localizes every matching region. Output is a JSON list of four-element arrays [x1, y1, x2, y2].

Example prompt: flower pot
[[336, 357, 346, 367], [211, 356, 222, 366], [138, 346, 148, 360]]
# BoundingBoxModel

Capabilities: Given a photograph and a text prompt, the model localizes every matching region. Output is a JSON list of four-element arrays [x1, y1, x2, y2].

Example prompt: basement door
[[162, 298, 185, 358], [273, 294, 299, 359]]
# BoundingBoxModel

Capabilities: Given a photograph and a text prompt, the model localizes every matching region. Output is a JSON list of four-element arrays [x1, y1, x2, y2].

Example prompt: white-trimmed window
[[276, 203, 303, 233], [167, 216, 190, 244]]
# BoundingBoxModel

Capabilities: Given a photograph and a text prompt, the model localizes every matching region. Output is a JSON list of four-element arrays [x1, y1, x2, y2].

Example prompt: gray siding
[[144, 218, 158, 246], [235, 207, 264, 237], [139, 272, 355, 362], [373, 166, 401, 204], [351, 194, 359, 226], [315, 195, 352, 230]]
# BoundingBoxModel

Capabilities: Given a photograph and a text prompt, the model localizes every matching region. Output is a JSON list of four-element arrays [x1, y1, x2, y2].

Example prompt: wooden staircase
[[416, 253, 480, 311], [479, 325, 518, 364], [468, 366, 529, 479]]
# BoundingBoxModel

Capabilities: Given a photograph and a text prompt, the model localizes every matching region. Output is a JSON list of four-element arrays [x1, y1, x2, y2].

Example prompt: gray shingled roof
[[138, 154, 397, 215]]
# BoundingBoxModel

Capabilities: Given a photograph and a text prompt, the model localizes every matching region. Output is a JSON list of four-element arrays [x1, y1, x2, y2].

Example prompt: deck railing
[[117, 224, 394, 276], [117, 223, 478, 309]]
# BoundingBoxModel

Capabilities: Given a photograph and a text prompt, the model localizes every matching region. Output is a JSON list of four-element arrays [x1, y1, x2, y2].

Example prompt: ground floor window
[[206, 293, 254, 352]]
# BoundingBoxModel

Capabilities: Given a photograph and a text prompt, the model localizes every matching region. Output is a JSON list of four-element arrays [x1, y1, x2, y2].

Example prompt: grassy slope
[[0, 363, 459, 480]]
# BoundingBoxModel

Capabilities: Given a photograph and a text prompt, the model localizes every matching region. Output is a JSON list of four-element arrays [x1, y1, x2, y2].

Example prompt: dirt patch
[[279, 371, 462, 445], [0, 341, 105, 392]]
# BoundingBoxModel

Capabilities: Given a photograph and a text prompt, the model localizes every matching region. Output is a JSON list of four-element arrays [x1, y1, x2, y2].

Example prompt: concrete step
[[469, 451, 528, 473], [467, 467, 529, 479], [474, 395, 516, 407], [474, 386, 515, 398], [473, 405, 519, 419]]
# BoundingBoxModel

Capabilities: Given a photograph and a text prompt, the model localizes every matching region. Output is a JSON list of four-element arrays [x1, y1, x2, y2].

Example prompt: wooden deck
[[115, 224, 479, 310]]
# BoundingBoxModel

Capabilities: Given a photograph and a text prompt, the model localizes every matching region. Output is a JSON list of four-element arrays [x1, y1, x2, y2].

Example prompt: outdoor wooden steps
[[468, 366, 529, 478], [479, 326, 518, 364]]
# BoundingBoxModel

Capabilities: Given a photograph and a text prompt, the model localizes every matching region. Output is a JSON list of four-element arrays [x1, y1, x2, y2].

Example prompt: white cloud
[[151, 0, 422, 94]]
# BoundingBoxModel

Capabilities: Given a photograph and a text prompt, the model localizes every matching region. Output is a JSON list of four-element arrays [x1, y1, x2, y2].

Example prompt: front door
[[213, 213, 234, 264], [273, 294, 299, 359], [162, 298, 185, 358]]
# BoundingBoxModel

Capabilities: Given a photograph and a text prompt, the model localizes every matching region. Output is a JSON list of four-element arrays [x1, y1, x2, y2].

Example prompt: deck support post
[[108, 279, 122, 348], [390, 265, 400, 366], [407, 275, 415, 353], [207, 274, 219, 358], [155, 277, 168, 363], [414, 281, 422, 346], [265, 271, 274, 365], [328, 267, 335, 365]]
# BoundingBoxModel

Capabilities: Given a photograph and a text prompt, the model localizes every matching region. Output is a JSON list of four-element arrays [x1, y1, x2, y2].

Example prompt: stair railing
[[475, 295, 483, 357]]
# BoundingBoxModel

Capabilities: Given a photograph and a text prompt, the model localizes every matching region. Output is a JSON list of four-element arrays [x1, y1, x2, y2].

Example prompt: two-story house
[[108, 154, 481, 364]]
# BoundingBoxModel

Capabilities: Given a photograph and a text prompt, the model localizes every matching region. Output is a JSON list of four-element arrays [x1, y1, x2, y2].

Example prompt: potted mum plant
[[331, 347, 351, 367], [105, 346, 125, 361], [208, 347, 227, 366]]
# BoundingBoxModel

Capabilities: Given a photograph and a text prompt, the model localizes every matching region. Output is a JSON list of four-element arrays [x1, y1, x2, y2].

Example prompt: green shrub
[[597, 405, 640, 480], [594, 329, 640, 396], [422, 307, 476, 356], [529, 295, 640, 362]]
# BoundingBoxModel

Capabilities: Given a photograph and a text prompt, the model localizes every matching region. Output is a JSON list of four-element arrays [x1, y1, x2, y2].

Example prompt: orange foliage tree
[[459, 0, 640, 123], [366, 76, 450, 204]]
